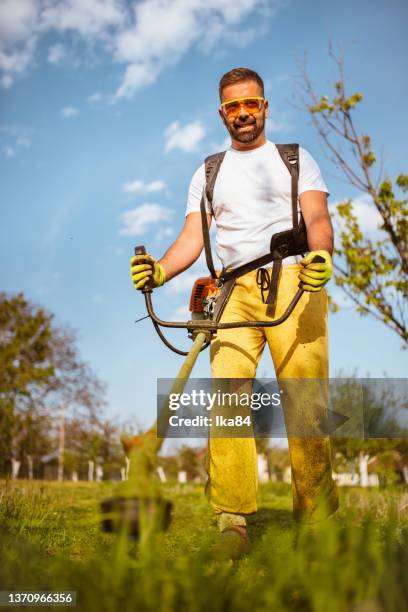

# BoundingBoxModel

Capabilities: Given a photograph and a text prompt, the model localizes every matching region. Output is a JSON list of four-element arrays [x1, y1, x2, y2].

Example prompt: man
[[131, 67, 339, 553]]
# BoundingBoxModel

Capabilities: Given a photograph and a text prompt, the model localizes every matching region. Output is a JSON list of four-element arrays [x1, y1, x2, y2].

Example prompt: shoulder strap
[[200, 191, 217, 279], [275, 143, 299, 233], [200, 145, 302, 281], [200, 151, 226, 279], [205, 151, 226, 206]]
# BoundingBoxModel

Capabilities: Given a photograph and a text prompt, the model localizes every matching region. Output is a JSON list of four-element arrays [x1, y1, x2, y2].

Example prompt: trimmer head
[[100, 496, 173, 538]]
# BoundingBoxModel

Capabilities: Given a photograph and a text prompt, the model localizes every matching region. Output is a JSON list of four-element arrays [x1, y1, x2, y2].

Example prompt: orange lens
[[222, 97, 263, 118]]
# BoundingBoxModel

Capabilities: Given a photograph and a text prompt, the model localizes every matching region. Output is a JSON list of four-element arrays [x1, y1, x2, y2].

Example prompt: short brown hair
[[219, 67, 264, 101]]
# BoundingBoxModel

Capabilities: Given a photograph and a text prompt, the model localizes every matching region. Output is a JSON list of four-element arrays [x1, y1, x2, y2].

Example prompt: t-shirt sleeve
[[185, 163, 212, 216], [298, 147, 329, 197]]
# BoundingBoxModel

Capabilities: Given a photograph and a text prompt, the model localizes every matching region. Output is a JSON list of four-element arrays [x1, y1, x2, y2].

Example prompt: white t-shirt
[[185, 140, 329, 268]]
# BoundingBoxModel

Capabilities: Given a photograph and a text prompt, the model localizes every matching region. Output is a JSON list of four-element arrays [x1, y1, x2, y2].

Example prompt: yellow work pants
[[206, 265, 339, 522]]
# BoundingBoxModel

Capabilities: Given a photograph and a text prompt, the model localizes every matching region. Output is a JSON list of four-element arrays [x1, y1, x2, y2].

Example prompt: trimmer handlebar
[[134, 245, 324, 354]]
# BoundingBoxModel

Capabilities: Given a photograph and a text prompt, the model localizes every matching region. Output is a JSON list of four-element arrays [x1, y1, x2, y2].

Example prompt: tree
[[0, 293, 55, 473], [0, 292, 107, 476], [0, 293, 55, 402], [296, 45, 408, 345], [330, 376, 408, 484], [62, 416, 124, 480]]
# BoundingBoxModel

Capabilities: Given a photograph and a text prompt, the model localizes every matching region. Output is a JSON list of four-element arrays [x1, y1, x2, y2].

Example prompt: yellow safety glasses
[[220, 96, 264, 119]]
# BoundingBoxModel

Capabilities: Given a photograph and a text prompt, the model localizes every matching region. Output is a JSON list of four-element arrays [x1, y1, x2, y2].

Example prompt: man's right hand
[[130, 254, 166, 290]]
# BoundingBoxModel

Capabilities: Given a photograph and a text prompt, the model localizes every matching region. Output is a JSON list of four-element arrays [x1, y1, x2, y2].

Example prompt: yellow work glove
[[130, 253, 166, 290], [299, 250, 332, 292]]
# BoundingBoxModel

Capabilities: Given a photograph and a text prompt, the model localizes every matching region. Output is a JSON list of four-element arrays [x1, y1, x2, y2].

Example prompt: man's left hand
[[299, 250, 332, 292]]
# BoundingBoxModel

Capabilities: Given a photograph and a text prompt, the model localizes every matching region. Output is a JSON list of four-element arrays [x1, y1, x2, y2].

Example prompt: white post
[[27, 455, 34, 480], [177, 470, 187, 484], [95, 465, 103, 482], [157, 466, 167, 483], [257, 453, 269, 483], [57, 412, 65, 482], [11, 459, 21, 479], [88, 460, 94, 482], [359, 452, 370, 487]]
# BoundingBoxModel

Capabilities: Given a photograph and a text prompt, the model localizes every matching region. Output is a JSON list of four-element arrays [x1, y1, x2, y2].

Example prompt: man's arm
[[158, 212, 211, 281], [299, 190, 333, 254], [298, 190, 333, 291]]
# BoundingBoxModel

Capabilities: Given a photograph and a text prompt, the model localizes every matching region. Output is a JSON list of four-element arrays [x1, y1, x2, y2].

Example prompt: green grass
[[0, 479, 407, 611]]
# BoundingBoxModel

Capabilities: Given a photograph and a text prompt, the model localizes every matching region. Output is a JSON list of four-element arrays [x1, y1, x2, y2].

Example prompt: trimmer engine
[[189, 277, 220, 319]]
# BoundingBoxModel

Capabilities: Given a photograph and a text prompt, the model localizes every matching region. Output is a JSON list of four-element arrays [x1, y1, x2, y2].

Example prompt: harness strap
[[256, 263, 283, 306], [275, 143, 299, 233], [202, 144, 304, 308], [212, 278, 236, 322], [205, 152, 226, 210], [200, 192, 217, 279], [220, 252, 277, 283], [268, 260, 282, 305], [218, 227, 297, 284], [201, 152, 227, 279]]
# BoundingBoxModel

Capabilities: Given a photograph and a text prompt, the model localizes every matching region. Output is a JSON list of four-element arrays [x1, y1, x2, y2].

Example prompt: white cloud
[[3, 146, 15, 158], [266, 117, 294, 133], [119, 203, 173, 236], [114, 62, 160, 100], [0, 0, 41, 88], [164, 252, 211, 295], [328, 287, 354, 309], [123, 179, 166, 194], [16, 136, 31, 147], [87, 92, 103, 103], [351, 194, 383, 232], [155, 226, 173, 242], [61, 106, 80, 118], [165, 120, 205, 153], [123, 180, 143, 193], [209, 135, 231, 153], [48, 43, 65, 64], [0, 1, 39, 45], [146, 180, 166, 192], [165, 271, 201, 294], [0, 35, 37, 89], [0, 0, 285, 95], [41, 0, 127, 37], [113, 0, 282, 99], [330, 193, 383, 235], [1, 74, 13, 89], [168, 304, 190, 322], [0, 0, 127, 87], [0, 126, 32, 157]]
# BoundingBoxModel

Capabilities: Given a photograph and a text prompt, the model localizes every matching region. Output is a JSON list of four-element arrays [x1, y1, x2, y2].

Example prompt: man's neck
[[230, 133, 267, 152]]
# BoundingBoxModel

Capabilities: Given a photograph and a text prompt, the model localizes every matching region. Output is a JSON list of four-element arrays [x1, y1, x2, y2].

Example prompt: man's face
[[219, 80, 268, 145]]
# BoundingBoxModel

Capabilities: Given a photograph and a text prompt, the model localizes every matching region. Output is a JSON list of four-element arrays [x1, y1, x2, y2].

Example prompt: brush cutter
[[101, 246, 324, 539]]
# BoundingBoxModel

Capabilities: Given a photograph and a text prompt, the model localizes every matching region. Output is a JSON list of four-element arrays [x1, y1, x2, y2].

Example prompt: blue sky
[[1, 0, 407, 432]]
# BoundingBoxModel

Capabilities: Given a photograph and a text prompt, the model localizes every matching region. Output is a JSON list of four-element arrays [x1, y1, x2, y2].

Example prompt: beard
[[226, 114, 265, 143]]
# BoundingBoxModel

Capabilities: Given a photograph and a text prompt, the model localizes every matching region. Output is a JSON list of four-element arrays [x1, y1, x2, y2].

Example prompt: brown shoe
[[212, 525, 250, 561]]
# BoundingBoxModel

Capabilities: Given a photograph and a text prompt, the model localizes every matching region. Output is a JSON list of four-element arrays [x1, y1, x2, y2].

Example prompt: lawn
[[0, 479, 407, 611]]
